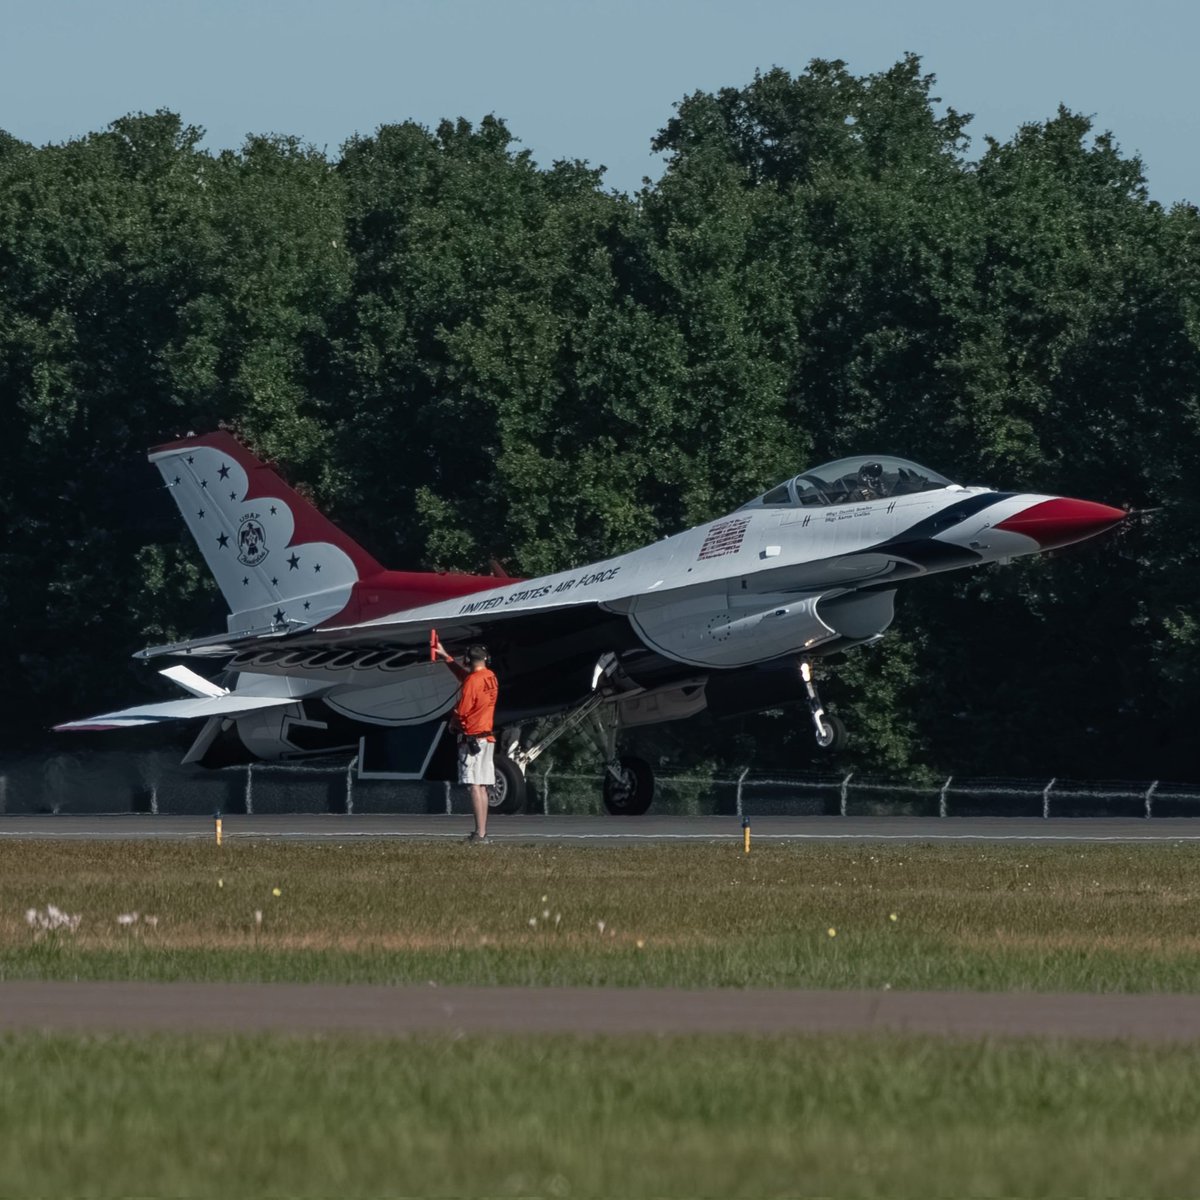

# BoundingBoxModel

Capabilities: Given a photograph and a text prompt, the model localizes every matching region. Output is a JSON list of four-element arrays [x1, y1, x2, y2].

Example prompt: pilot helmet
[[859, 461, 883, 485]]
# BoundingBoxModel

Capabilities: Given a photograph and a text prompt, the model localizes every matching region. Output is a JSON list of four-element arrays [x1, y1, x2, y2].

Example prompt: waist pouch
[[458, 732, 494, 755]]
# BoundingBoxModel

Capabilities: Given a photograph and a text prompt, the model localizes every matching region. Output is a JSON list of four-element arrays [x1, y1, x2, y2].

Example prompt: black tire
[[488, 753, 527, 814], [815, 713, 848, 752], [602, 756, 655, 816]]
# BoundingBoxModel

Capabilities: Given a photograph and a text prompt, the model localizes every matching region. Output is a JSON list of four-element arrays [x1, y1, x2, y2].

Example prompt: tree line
[[2, 55, 1197, 780]]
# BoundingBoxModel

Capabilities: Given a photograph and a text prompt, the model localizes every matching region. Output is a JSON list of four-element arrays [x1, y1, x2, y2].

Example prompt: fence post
[[444, 781, 452, 815], [1042, 777, 1056, 819], [736, 767, 749, 818], [1144, 780, 1158, 819], [245, 763, 254, 816], [345, 756, 357, 815], [840, 772, 854, 817], [150, 782, 159, 816], [542, 759, 553, 816], [939, 776, 953, 819]]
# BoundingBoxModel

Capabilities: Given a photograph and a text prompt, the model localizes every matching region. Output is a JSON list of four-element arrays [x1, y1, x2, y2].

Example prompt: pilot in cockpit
[[852, 461, 886, 501]]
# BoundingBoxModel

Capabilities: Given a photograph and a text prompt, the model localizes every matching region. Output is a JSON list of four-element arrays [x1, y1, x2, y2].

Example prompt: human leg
[[469, 784, 488, 837]]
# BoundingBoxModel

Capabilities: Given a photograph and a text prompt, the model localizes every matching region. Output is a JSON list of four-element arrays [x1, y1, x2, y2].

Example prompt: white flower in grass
[[528, 917, 538, 928], [254, 910, 263, 927], [542, 909, 550, 920], [26, 904, 81, 933], [596, 920, 606, 934], [117, 913, 138, 927], [144, 915, 159, 928]]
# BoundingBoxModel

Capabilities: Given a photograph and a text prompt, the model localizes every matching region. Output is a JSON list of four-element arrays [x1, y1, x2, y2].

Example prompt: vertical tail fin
[[149, 431, 382, 634]]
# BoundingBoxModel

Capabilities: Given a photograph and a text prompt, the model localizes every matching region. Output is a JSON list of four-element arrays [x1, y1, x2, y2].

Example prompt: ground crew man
[[433, 635, 499, 843]]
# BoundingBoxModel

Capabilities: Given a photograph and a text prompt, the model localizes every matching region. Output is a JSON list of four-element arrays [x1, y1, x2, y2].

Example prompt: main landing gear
[[487, 753, 527, 815], [601, 755, 655, 817], [800, 659, 847, 752], [497, 655, 656, 817]]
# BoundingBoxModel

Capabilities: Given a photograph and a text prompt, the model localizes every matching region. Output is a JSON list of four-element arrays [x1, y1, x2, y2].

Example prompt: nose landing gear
[[801, 659, 847, 752]]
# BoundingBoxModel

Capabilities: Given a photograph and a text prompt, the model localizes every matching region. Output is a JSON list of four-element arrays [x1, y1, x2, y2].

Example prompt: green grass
[[2, 1031, 1200, 1197], [4, 840, 1200, 990]]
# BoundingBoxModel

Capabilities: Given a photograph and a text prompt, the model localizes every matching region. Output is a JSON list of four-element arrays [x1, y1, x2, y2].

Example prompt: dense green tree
[[1, 58, 1197, 783]]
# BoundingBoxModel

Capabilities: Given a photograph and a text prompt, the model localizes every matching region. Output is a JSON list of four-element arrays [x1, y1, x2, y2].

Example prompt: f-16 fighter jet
[[57, 432, 1125, 815]]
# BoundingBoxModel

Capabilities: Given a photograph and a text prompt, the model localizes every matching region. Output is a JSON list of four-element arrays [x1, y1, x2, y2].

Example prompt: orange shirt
[[450, 664, 498, 741]]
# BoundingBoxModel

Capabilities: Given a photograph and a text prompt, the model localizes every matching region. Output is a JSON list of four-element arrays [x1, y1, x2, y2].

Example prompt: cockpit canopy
[[742, 456, 955, 510]]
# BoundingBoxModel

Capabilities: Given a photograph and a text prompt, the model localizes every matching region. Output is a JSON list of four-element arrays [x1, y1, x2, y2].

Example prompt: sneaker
[[463, 832, 492, 845]]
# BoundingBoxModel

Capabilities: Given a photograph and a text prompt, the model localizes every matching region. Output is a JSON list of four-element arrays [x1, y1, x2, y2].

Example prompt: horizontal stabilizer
[[160, 665, 226, 698], [53, 693, 310, 732]]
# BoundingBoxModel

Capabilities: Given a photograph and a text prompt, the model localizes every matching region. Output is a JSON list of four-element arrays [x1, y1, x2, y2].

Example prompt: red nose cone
[[995, 498, 1126, 550]]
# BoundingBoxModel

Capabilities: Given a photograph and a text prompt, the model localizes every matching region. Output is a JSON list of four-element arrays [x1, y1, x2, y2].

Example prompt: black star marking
[[197, 509, 205, 520], [242, 577, 249, 586], [218, 464, 230, 480], [313, 563, 321, 573], [173, 476, 180, 485], [229, 491, 237, 500], [287, 553, 300, 570], [272, 608, 285, 625], [187, 455, 194, 464], [200, 479, 208, 489], [270, 505, 278, 516], [303, 601, 311, 611], [217, 533, 229, 548], [271, 577, 278, 587]]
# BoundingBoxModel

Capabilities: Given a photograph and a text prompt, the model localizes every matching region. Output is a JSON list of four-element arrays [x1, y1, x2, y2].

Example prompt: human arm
[[432, 633, 469, 681]]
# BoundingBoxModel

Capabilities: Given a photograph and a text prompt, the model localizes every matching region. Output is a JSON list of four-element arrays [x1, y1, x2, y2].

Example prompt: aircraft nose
[[994, 497, 1126, 550]]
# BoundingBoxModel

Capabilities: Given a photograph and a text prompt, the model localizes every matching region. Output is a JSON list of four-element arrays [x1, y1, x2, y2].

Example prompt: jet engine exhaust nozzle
[[994, 498, 1126, 551]]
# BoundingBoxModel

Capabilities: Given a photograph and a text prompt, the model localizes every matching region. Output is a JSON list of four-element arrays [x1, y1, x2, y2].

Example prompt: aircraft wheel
[[488, 753, 527, 814], [602, 756, 654, 816], [815, 713, 848, 752]]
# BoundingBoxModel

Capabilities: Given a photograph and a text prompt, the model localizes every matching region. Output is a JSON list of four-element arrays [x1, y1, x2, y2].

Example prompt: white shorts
[[457, 738, 495, 786]]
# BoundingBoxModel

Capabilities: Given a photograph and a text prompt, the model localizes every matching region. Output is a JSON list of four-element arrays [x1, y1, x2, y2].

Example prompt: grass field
[[4, 839, 1200, 990], [2, 1031, 1199, 1197]]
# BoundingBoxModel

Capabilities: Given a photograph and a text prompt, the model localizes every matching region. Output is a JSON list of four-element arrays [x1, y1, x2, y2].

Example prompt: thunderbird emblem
[[236, 515, 268, 566]]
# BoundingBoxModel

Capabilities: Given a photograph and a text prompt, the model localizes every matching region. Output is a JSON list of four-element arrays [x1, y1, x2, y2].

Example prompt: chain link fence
[[3, 749, 1199, 819]]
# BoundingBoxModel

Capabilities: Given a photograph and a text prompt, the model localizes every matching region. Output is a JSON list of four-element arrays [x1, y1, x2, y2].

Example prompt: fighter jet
[[57, 432, 1125, 815]]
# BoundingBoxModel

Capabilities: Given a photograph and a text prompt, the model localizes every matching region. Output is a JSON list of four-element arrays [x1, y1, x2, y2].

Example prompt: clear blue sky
[[3, 0, 1196, 204]]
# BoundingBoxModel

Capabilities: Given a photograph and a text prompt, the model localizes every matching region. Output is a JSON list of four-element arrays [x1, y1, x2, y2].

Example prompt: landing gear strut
[[801, 659, 847, 752]]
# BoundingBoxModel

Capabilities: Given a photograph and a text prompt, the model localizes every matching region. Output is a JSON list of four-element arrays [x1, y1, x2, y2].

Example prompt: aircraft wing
[[134, 596, 608, 661], [53, 692, 319, 732]]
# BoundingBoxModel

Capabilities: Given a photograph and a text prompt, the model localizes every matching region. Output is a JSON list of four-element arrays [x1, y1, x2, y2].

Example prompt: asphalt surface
[[2, 982, 1199, 1039], [2, 814, 1200, 842]]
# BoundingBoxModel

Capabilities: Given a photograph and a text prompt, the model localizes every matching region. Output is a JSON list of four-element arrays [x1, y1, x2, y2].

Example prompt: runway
[[2, 981, 1200, 1039], [2, 813, 1199, 842]]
